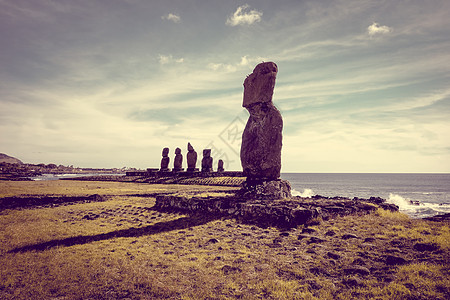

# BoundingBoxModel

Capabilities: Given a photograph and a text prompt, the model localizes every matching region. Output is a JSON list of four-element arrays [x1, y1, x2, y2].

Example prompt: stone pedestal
[[238, 179, 292, 200]]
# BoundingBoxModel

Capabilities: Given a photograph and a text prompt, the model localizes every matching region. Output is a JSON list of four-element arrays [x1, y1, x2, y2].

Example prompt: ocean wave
[[387, 193, 450, 218], [292, 188, 314, 198]]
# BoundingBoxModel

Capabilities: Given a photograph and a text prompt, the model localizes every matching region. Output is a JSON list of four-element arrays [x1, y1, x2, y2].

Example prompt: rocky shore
[[1, 180, 448, 299]]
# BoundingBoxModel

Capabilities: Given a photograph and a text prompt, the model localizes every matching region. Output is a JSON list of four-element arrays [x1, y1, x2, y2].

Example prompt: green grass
[[0, 181, 448, 299]]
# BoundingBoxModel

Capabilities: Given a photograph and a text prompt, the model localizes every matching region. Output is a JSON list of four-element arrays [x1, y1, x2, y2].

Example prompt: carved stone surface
[[217, 159, 224, 172], [239, 62, 291, 199], [186, 142, 198, 172], [160, 147, 170, 172], [201, 149, 213, 173], [173, 147, 183, 172], [241, 62, 282, 181]]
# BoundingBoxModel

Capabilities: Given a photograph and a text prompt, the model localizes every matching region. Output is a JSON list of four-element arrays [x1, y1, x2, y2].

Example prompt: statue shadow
[[9, 212, 220, 253]]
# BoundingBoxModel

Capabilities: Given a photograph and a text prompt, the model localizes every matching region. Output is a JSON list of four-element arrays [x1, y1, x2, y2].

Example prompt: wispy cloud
[[208, 56, 265, 72], [226, 4, 262, 26], [158, 55, 184, 65], [162, 13, 181, 23], [367, 22, 392, 37]]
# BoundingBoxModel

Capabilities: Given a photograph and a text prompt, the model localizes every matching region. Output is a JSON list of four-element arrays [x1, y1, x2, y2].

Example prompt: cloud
[[158, 54, 184, 65], [162, 13, 181, 23], [226, 4, 262, 26], [208, 56, 266, 72], [367, 22, 392, 37]]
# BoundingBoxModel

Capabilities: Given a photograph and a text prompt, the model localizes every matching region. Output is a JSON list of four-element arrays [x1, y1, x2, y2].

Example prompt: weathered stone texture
[[160, 147, 170, 171], [217, 159, 224, 172], [186, 142, 198, 172], [173, 147, 183, 171], [201, 149, 213, 172], [240, 62, 283, 181]]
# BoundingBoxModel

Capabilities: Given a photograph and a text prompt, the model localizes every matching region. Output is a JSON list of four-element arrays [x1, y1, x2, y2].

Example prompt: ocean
[[281, 173, 450, 219], [31, 173, 449, 219]]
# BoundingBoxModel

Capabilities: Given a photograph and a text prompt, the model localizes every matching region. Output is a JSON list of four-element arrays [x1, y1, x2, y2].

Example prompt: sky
[[1, 0, 449, 173]]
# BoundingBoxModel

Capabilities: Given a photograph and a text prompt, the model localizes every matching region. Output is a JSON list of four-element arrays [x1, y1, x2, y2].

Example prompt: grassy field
[[0, 180, 449, 299]]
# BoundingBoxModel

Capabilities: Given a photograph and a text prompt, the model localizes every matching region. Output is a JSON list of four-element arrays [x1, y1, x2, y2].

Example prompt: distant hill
[[0, 153, 23, 164]]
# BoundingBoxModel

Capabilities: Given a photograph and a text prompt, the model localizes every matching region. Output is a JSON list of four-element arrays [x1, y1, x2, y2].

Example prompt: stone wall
[[154, 194, 399, 228]]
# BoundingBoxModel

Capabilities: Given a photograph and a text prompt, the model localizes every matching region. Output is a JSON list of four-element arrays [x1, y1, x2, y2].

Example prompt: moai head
[[162, 147, 169, 157], [218, 159, 224, 169], [188, 142, 194, 152], [175, 147, 181, 155], [243, 62, 278, 108], [203, 149, 211, 158]]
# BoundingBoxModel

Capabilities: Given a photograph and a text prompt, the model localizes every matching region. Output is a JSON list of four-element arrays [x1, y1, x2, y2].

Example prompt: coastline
[[0, 180, 449, 299]]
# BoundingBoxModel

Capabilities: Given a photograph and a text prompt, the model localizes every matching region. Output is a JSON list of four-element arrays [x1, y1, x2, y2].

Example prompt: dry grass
[[0, 181, 448, 299]]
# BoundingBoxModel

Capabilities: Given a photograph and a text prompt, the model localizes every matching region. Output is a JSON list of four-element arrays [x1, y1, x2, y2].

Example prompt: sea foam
[[387, 193, 450, 218], [292, 188, 314, 198]]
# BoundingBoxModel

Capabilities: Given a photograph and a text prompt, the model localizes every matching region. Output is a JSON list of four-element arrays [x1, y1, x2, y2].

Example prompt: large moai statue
[[186, 142, 198, 172], [201, 149, 213, 173], [173, 147, 183, 172], [160, 147, 170, 172], [239, 62, 291, 199]]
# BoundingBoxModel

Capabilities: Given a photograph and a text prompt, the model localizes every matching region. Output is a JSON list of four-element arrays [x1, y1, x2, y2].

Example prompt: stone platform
[[154, 193, 399, 228]]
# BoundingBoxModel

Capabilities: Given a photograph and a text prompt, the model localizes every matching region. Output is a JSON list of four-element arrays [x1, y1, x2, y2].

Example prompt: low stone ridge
[[154, 194, 398, 228], [67, 174, 246, 187], [0, 194, 107, 211]]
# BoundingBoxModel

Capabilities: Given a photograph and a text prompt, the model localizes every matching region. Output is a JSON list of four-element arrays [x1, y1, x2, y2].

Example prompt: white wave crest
[[292, 188, 314, 198], [387, 193, 413, 210], [387, 193, 450, 218]]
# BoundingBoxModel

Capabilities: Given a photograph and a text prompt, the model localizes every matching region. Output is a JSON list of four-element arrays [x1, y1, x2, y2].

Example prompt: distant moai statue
[[186, 142, 198, 172], [173, 147, 183, 172], [217, 159, 224, 172], [201, 149, 213, 172], [160, 147, 170, 172]]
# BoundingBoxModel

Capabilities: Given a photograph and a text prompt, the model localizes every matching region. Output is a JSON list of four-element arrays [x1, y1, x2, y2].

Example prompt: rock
[[241, 62, 282, 181], [173, 147, 183, 172], [343, 265, 371, 276], [308, 237, 325, 244], [325, 230, 336, 236], [423, 212, 450, 222], [302, 228, 317, 234], [160, 147, 170, 172], [413, 242, 439, 252], [238, 179, 291, 200], [206, 238, 220, 244], [341, 233, 359, 240], [385, 255, 408, 265], [363, 237, 375, 243], [342, 277, 363, 286], [327, 251, 341, 260], [279, 232, 290, 237], [201, 149, 213, 173], [186, 142, 198, 172], [309, 267, 330, 276], [297, 234, 310, 240], [379, 203, 399, 212], [221, 265, 242, 275], [217, 159, 224, 172], [273, 237, 283, 244]]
